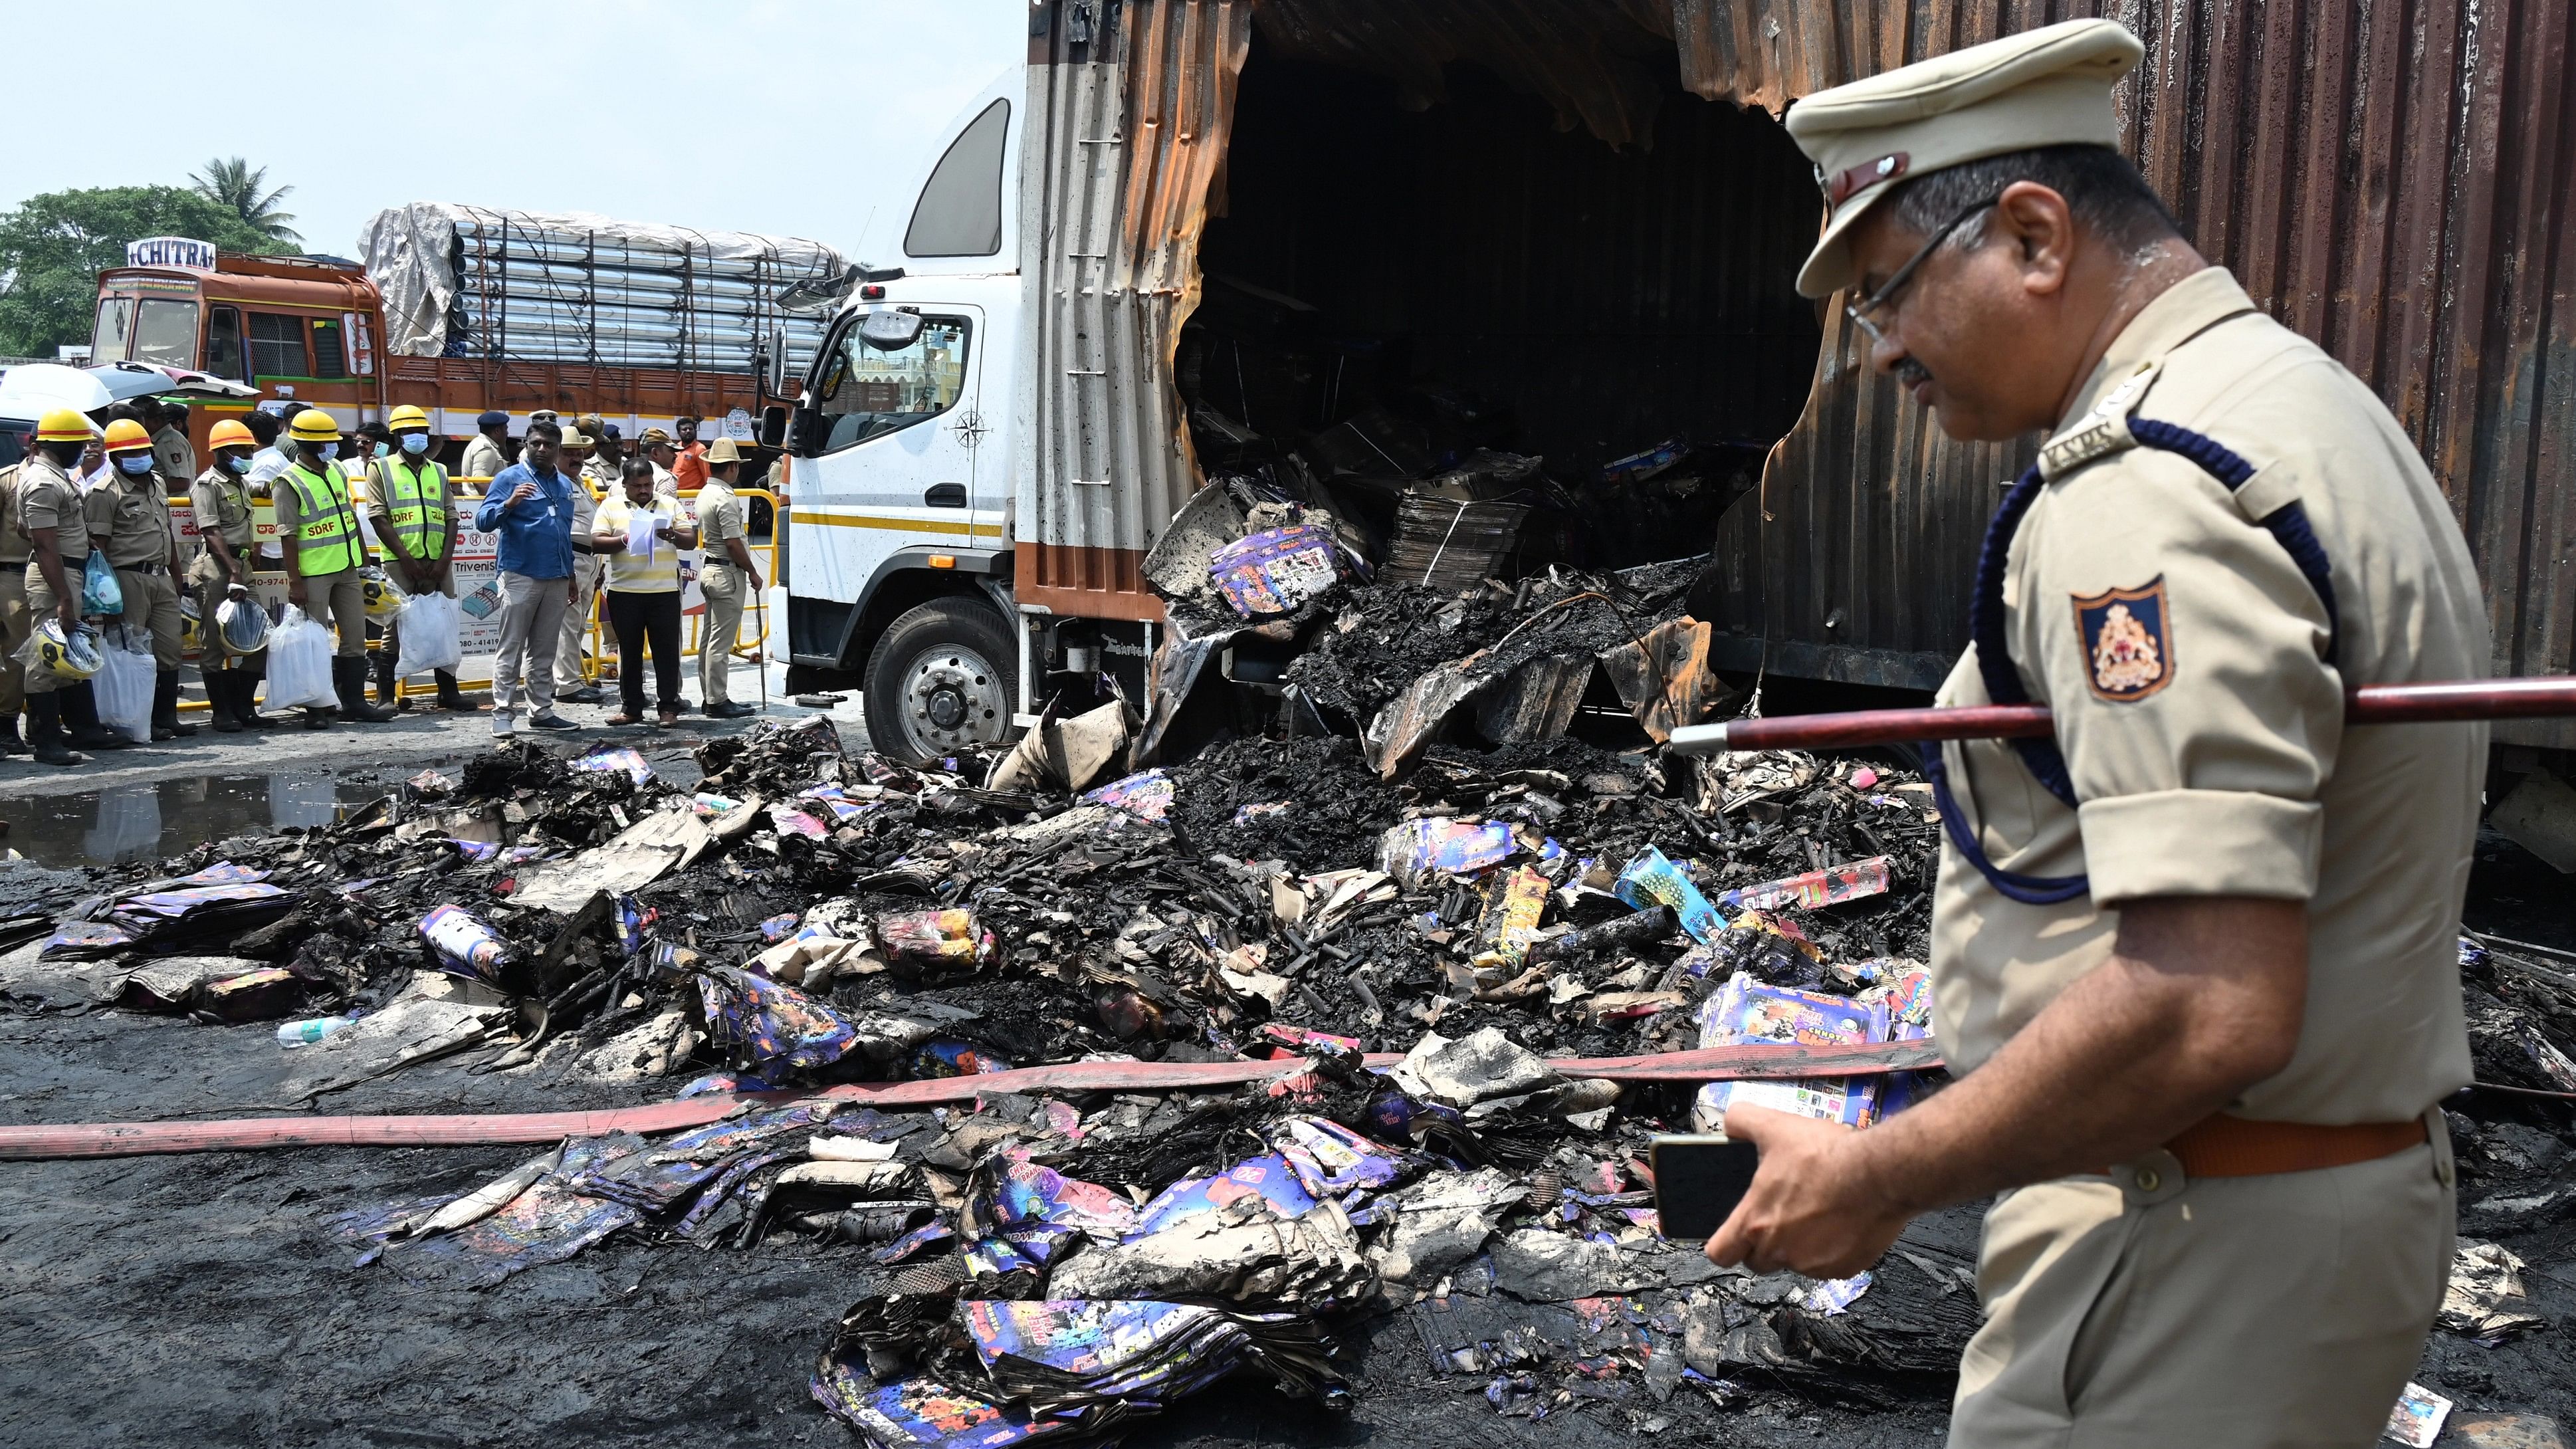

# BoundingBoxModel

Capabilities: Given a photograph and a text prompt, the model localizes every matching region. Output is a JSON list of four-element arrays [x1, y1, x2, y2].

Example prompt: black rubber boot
[[26, 695, 84, 767], [336, 657, 395, 724], [62, 681, 130, 750], [239, 674, 278, 728], [374, 649, 405, 710], [434, 670, 477, 712], [207, 672, 243, 734], [0, 715, 25, 756], [152, 671, 196, 740]]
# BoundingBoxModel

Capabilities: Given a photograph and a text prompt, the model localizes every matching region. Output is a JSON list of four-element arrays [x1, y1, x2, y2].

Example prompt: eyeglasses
[[1844, 195, 2001, 349]]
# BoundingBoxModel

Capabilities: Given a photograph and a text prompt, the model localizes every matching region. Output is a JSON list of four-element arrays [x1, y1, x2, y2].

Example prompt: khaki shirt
[[16, 453, 92, 563], [86, 465, 181, 568], [152, 425, 195, 482], [460, 433, 510, 482], [0, 462, 27, 565], [189, 465, 257, 580], [696, 480, 747, 552], [1928, 268, 2486, 1126]]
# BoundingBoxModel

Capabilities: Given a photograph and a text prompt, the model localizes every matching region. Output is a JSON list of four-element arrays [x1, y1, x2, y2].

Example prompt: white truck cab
[[768, 58, 1161, 764]]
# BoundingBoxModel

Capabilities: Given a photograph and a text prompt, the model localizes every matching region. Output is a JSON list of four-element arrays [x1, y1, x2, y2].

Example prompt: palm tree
[[189, 158, 302, 246]]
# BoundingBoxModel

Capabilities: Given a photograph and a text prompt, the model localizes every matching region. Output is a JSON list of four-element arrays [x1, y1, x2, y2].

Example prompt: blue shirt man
[[475, 453, 576, 579], [473, 423, 581, 736]]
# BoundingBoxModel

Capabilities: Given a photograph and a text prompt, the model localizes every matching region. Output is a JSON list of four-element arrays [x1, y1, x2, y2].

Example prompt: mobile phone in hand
[[1650, 1134, 1761, 1241]]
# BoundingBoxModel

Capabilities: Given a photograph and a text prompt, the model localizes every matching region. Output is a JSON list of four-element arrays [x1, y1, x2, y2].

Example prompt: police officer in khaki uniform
[[272, 409, 394, 726], [693, 437, 761, 718], [1703, 21, 2484, 1447], [90, 419, 196, 740], [17, 409, 128, 761], [554, 425, 611, 704], [189, 419, 272, 732]]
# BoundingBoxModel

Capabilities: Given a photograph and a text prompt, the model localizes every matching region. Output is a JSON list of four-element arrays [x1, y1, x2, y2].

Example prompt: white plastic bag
[[395, 590, 463, 677], [263, 605, 337, 710], [94, 627, 155, 742]]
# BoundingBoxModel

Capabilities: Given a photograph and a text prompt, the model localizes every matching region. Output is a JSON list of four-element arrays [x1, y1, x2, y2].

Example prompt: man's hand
[[1705, 1105, 1913, 1280], [56, 598, 78, 632], [748, 572, 764, 593], [287, 576, 307, 608], [508, 481, 539, 507]]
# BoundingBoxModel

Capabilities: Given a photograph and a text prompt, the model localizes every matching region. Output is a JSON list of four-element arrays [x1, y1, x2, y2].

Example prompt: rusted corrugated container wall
[[1676, 0, 2575, 748], [1018, 0, 1253, 622]]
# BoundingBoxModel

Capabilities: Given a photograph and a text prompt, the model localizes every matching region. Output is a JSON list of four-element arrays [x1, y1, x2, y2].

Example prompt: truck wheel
[[864, 598, 1018, 765]]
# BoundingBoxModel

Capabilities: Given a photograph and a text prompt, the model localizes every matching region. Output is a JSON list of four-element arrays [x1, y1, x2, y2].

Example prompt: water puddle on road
[[3, 774, 394, 868]]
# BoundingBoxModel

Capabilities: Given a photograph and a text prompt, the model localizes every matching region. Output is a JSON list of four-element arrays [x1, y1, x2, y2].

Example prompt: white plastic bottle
[[276, 1013, 357, 1048]]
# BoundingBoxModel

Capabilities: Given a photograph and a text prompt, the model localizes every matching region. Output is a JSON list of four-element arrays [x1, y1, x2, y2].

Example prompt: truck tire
[[864, 597, 1018, 766]]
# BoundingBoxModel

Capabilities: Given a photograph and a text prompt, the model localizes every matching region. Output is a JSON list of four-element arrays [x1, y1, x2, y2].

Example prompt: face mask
[[311, 443, 338, 461], [373, 442, 392, 459], [225, 455, 251, 474], [117, 454, 154, 476], [401, 433, 431, 456]]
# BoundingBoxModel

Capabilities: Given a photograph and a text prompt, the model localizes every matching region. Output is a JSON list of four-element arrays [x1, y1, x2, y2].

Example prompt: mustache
[[1893, 358, 1933, 390]]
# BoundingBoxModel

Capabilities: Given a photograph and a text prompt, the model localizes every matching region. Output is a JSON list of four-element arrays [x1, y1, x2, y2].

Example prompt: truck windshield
[[810, 315, 970, 452], [133, 299, 200, 368], [91, 297, 136, 362]]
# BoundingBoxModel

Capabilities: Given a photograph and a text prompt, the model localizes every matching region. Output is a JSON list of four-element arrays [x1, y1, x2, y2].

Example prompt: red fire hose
[[0, 1040, 1941, 1161], [1667, 676, 2576, 754]]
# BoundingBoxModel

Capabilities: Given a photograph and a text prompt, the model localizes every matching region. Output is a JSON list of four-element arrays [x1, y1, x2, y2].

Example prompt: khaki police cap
[[639, 427, 674, 447], [559, 429, 594, 449], [702, 437, 744, 465], [1785, 18, 2143, 298]]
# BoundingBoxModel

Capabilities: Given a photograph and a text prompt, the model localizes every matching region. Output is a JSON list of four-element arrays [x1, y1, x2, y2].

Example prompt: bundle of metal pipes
[[446, 218, 837, 371]]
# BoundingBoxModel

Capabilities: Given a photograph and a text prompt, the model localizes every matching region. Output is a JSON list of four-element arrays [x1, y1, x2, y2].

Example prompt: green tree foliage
[[189, 158, 302, 245], [0, 186, 279, 358]]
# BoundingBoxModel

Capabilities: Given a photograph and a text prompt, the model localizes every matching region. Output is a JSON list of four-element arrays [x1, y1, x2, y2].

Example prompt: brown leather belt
[[2149, 1113, 2428, 1178]]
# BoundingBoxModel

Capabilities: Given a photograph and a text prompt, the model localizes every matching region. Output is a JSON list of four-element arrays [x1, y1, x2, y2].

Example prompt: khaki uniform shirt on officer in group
[[460, 431, 510, 484], [1923, 265, 2486, 1441], [84, 459, 190, 671], [271, 457, 373, 657], [152, 423, 195, 483], [13, 452, 86, 695], [189, 462, 261, 675]]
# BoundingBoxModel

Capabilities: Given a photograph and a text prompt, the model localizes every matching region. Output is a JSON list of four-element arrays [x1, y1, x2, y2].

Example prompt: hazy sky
[[0, 0, 1026, 262]]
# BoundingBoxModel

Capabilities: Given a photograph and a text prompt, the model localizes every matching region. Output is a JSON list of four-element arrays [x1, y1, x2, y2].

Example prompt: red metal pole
[[1669, 677, 2576, 754]]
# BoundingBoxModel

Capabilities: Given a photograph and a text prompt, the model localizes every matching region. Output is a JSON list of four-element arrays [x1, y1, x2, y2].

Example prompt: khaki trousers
[[555, 553, 603, 691], [698, 563, 746, 704], [112, 566, 185, 671], [491, 570, 569, 720], [0, 567, 27, 715], [19, 566, 65, 695], [295, 567, 369, 659], [193, 554, 264, 679], [1951, 1109, 2454, 1449]]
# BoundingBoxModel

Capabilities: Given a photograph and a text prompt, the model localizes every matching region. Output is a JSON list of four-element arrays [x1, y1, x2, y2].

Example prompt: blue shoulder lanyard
[[1925, 419, 2340, 905]]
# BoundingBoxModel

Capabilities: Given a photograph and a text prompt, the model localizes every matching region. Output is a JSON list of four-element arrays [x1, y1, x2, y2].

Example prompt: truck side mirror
[[859, 310, 926, 352], [760, 405, 789, 450], [764, 326, 790, 399]]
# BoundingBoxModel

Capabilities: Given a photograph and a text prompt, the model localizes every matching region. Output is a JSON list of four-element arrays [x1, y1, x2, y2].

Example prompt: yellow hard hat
[[179, 596, 203, 655], [37, 408, 95, 443], [288, 410, 342, 444], [102, 418, 153, 453], [209, 419, 257, 450], [362, 572, 398, 617], [387, 405, 431, 431], [35, 620, 102, 681]]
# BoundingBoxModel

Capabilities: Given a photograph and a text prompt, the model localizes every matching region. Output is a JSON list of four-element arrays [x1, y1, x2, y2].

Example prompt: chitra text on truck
[[770, 0, 2576, 766]]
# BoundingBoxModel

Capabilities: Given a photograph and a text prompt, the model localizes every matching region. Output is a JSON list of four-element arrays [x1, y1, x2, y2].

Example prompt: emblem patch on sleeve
[[2072, 577, 2175, 702]]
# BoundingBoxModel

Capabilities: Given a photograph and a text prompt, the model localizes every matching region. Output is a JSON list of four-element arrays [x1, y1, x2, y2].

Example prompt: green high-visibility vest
[[379, 458, 450, 562], [282, 462, 363, 576]]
